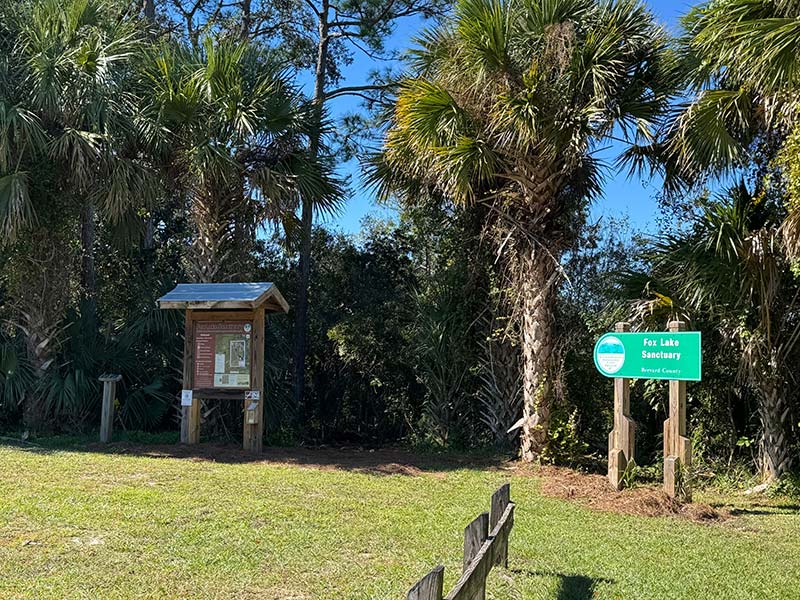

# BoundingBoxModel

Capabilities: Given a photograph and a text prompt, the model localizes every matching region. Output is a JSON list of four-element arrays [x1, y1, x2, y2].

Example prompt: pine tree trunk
[[518, 248, 557, 462], [292, 1, 329, 413], [142, 0, 155, 21], [757, 373, 793, 482], [292, 196, 314, 411], [240, 0, 252, 40]]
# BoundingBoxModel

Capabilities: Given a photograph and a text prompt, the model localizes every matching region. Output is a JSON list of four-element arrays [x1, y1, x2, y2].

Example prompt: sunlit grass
[[0, 443, 797, 599]]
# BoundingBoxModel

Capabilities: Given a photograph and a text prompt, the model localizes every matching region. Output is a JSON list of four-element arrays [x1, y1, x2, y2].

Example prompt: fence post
[[408, 565, 444, 600], [98, 374, 122, 443], [463, 512, 489, 600], [490, 483, 511, 568]]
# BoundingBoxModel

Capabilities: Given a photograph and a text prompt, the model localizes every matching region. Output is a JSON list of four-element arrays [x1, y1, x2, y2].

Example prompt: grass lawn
[[1, 440, 798, 600]]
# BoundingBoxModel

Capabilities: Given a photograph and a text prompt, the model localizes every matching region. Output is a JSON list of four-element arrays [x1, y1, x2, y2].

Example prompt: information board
[[194, 321, 252, 388], [593, 331, 702, 381]]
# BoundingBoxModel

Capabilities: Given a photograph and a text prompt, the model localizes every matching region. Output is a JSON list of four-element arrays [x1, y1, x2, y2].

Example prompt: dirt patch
[[82, 442, 503, 477], [530, 465, 729, 523]]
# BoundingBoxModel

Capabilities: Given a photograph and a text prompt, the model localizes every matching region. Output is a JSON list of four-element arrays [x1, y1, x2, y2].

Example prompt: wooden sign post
[[159, 283, 289, 453], [607, 322, 635, 491], [664, 320, 692, 501], [594, 320, 701, 500]]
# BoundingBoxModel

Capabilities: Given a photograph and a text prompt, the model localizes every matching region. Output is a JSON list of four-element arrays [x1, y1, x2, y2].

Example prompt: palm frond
[[0, 171, 35, 242]]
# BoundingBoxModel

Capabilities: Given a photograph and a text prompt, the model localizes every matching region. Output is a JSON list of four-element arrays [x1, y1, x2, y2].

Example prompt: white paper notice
[[181, 390, 193, 406], [215, 353, 225, 373]]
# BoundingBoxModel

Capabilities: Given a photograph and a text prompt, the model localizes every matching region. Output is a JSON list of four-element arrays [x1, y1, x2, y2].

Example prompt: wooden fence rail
[[407, 483, 514, 600]]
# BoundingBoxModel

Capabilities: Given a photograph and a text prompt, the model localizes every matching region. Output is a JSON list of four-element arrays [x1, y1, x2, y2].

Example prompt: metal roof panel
[[157, 282, 289, 313]]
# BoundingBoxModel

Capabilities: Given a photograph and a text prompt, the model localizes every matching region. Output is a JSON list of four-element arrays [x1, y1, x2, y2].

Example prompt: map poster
[[194, 321, 253, 389]]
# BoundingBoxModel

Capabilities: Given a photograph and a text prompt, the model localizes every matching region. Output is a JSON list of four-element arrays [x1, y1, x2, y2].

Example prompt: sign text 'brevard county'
[[593, 331, 702, 381]]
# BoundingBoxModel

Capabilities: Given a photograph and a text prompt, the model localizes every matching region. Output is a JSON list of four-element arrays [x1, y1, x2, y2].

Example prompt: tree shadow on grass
[[510, 569, 614, 600], [1, 439, 514, 476], [727, 505, 800, 516]]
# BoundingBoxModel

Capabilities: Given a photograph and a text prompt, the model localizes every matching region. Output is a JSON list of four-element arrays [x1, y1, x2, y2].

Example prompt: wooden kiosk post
[[607, 322, 635, 490], [158, 283, 289, 453]]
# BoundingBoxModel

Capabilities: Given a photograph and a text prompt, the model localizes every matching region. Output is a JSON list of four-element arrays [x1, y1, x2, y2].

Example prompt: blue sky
[[313, 0, 697, 235]]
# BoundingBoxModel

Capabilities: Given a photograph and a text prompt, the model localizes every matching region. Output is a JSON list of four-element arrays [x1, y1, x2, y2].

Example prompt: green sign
[[593, 331, 702, 381]]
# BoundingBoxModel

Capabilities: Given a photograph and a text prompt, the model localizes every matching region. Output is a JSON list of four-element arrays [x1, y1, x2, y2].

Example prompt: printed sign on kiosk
[[194, 321, 253, 389]]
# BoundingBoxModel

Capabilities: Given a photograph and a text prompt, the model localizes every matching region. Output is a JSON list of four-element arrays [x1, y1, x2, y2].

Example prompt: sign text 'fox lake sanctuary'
[[593, 331, 702, 381]]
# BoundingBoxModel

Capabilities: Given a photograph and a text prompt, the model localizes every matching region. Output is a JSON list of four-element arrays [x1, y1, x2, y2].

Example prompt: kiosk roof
[[158, 282, 289, 313]]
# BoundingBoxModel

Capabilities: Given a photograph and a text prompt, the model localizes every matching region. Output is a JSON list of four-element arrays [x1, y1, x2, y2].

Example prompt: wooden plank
[[489, 483, 510, 567], [678, 435, 693, 502], [99, 381, 114, 443], [181, 310, 200, 444], [408, 566, 444, 600], [607, 322, 634, 490], [608, 448, 625, 491], [614, 380, 634, 462], [243, 306, 265, 453], [666, 321, 691, 501], [188, 310, 257, 321], [488, 504, 514, 566], [160, 300, 258, 310], [252, 285, 290, 313], [663, 417, 672, 463], [448, 548, 491, 600], [463, 512, 489, 573], [489, 484, 510, 530], [613, 321, 632, 447], [668, 379, 686, 441], [614, 323, 632, 439], [192, 388, 249, 400], [446, 503, 514, 600], [664, 456, 677, 498], [678, 435, 692, 466]]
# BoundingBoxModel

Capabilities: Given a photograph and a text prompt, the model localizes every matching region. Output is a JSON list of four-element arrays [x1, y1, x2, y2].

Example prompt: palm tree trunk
[[80, 202, 97, 319], [518, 248, 557, 461], [16, 232, 70, 429], [188, 191, 228, 283], [757, 373, 793, 482]]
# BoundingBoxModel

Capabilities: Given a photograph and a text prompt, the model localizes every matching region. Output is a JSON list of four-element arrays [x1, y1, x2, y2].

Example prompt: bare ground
[[78, 442, 730, 521], [519, 464, 729, 523]]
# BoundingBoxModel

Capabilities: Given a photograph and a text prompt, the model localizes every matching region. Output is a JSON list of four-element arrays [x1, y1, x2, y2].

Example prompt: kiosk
[[158, 282, 289, 452]]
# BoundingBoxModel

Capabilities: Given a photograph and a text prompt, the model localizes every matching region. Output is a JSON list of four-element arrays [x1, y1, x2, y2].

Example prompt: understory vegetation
[[1, 0, 799, 489]]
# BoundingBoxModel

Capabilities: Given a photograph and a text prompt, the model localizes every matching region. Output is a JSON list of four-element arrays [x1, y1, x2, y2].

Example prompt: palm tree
[[138, 38, 342, 282], [371, 0, 677, 459], [630, 0, 800, 255], [626, 182, 799, 482], [0, 0, 149, 421]]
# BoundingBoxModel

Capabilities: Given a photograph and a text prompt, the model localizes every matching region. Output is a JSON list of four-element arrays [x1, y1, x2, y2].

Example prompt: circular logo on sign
[[596, 335, 625, 374], [243, 324, 252, 333]]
